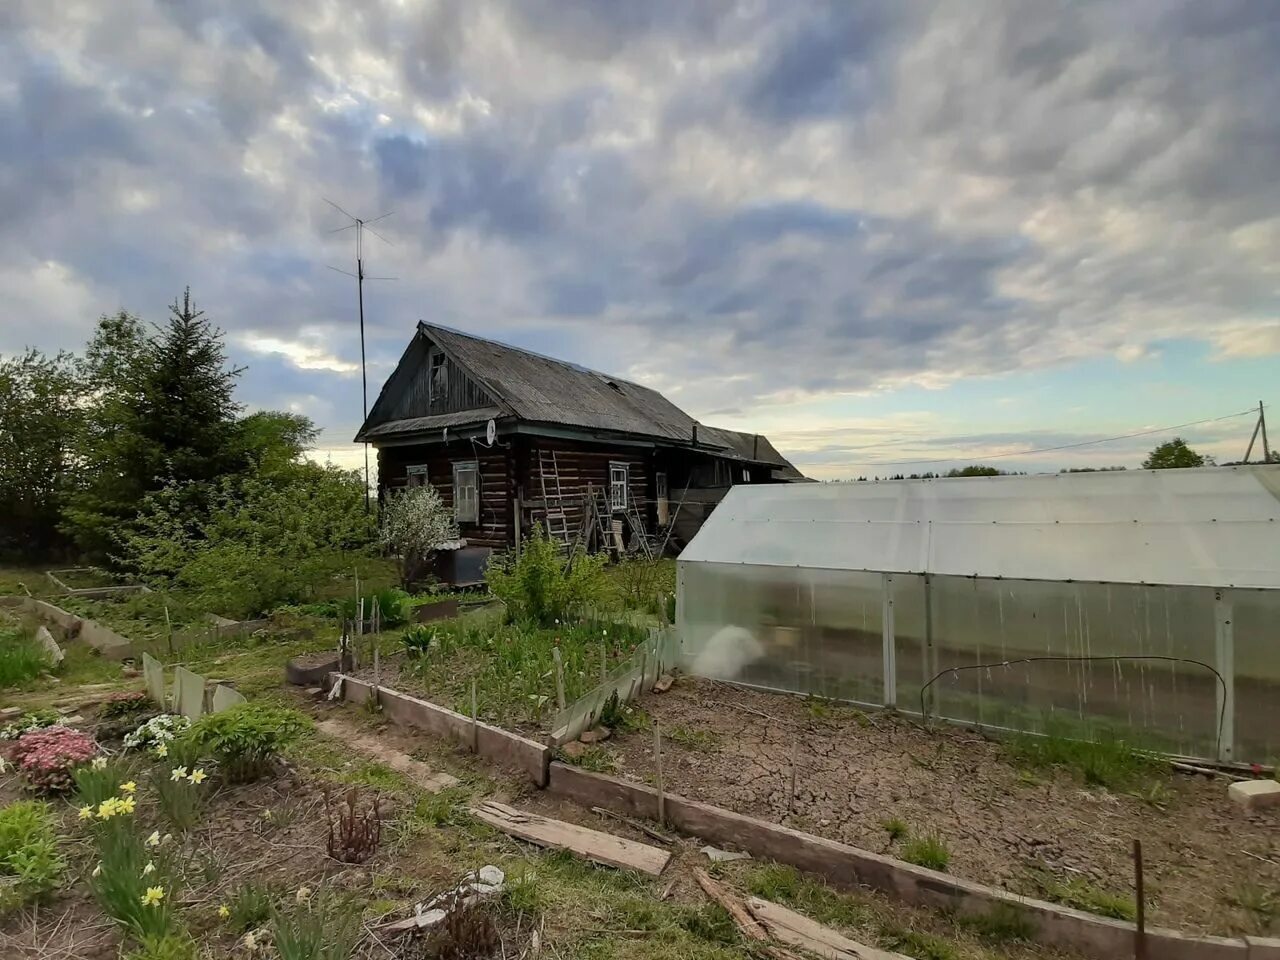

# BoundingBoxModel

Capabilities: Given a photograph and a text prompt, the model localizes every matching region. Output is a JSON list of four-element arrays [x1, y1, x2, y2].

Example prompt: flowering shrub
[[123, 715, 190, 754], [12, 726, 98, 792]]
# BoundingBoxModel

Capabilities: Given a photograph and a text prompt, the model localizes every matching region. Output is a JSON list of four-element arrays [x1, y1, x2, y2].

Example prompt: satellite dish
[[486, 419, 497, 445]]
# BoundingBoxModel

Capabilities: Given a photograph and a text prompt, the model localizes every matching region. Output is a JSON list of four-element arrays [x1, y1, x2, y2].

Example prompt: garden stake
[[787, 733, 798, 815], [471, 679, 479, 753], [654, 721, 665, 826], [553, 647, 566, 711], [163, 604, 174, 657], [1134, 838, 1146, 960]]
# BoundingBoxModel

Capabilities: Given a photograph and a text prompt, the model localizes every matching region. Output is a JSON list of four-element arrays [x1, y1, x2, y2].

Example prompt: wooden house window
[[406, 465, 429, 488], [429, 352, 449, 405], [609, 462, 629, 513], [453, 461, 479, 523]]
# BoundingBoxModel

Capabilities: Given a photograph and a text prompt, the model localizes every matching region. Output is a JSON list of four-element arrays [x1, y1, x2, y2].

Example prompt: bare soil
[[601, 676, 1280, 936]]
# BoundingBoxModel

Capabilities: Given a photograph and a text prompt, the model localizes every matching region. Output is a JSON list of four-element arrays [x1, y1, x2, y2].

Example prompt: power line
[[823, 408, 1258, 468]]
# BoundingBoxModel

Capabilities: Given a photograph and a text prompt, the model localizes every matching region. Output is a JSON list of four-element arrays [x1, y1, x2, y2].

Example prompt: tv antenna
[[324, 197, 396, 510]]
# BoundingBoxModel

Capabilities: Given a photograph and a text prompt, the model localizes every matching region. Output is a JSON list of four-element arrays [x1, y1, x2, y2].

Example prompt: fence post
[[1214, 589, 1235, 762]]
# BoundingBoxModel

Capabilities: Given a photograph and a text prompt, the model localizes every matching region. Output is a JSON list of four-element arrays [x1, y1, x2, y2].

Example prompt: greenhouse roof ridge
[[680, 464, 1280, 589]]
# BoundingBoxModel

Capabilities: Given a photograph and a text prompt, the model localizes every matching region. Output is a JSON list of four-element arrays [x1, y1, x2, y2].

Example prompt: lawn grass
[[1026, 870, 1136, 921]]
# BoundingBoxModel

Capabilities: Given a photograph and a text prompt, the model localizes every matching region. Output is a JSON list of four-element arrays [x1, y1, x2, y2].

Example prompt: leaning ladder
[[537, 449, 572, 549]]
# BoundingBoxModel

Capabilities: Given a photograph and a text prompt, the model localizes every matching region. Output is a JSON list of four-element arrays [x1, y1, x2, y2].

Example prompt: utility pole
[[325, 199, 395, 510], [1243, 400, 1271, 464]]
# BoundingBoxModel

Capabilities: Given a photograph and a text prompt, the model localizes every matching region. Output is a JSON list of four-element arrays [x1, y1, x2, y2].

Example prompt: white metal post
[[1213, 589, 1235, 763], [881, 573, 896, 708]]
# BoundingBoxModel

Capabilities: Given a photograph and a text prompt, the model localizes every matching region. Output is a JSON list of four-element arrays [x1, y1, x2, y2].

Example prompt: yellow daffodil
[[97, 798, 119, 819], [92, 864, 102, 878], [142, 861, 155, 876], [146, 830, 161, 847], [154, 743, 168, 758], [77, 805, 93, 821], [119, 781, 137, 794], [187, 768, 207, 785], [170, 766, 188, 782], [217, 904, 230, 919], [117, 796, 136, 815], [91, 757, 108, 770], [140, 886, 165, 907]]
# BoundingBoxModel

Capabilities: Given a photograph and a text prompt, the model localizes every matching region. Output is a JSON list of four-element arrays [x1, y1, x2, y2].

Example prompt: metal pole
[[357, 222, 370, 513], [881, 573, 896, 708], [1214, 590, 1235, 762], [1133, 839, 1146, 960]]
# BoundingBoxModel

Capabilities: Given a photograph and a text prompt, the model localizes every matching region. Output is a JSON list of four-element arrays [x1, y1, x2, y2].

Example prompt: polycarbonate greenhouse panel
[[681, 465, 1280, 589], [676, 562, 1280, 762]]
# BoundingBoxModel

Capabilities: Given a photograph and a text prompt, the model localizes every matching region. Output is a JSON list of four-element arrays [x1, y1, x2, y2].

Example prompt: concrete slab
[[1228, 780, 1280, 810]]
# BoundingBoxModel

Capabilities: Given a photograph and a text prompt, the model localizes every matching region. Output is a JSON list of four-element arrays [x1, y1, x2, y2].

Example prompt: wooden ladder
[[537, 449, 572, 549]]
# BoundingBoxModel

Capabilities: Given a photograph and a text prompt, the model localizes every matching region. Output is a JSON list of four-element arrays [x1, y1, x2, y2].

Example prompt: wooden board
[[471, 800, 670, 876], [317, 719, 461, 793], [746, 897, 908, 960]]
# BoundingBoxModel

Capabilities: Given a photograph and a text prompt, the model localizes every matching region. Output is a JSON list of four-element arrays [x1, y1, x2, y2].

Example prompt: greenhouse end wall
[[676, 559, 1280, 763]]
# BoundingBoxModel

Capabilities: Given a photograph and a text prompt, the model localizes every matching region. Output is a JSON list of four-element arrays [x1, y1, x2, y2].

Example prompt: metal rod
[[1260, 400, 1271, 462], [1134, 838, 1146, 960], [654, 721, 665, 826]]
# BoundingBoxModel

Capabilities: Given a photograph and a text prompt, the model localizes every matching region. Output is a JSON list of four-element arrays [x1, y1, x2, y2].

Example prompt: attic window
[[429, 352, 449, 402]]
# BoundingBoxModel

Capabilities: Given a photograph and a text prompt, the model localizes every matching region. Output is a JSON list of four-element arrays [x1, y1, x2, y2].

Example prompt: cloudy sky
[[3, 1, 1277, 479]]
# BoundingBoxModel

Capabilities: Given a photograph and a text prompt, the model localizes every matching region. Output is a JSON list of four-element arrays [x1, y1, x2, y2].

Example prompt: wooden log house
[[356, 323, 803, 579]]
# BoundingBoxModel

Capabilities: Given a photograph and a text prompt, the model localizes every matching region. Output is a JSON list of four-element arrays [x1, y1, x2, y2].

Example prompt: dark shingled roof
[[422, 323, 698, 442], [358, 322, 803, 476]]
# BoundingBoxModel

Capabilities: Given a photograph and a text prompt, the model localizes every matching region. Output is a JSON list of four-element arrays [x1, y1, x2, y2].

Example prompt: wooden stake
[[471, 679, 479, 753], [654, 721, 665, 826], [553, 647, 566, 711], [1134, 839, 1146, 960], [787, 734, 798, 816]]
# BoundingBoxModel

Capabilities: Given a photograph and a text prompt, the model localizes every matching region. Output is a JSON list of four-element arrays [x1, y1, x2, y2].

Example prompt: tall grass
[[0, 627, 49, 688], [1006, 723, 1160, 791]]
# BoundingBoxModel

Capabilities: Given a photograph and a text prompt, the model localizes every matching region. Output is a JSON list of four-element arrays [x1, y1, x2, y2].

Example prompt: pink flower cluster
[[12, 725, 98, 792]]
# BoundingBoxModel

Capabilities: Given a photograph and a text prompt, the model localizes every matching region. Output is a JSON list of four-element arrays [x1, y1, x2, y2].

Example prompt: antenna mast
[[324, 199, 395, 511], [1243, 400, 1271, 464]]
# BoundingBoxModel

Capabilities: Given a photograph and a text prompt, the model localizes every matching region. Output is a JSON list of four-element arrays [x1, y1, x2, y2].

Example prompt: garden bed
[[595, 676, 1280, 937]]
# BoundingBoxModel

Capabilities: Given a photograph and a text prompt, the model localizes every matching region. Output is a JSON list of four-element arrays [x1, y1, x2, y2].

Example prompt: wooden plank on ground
[[317, 719, 461, 793], [471, 799, 670, 876], [746, 896, 908, 960]]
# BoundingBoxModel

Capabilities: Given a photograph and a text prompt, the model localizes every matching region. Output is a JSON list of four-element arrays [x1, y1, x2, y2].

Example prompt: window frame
[[452, 460, 480, 524], [405, 464, 430, 488], [608, 461, 629, 513]]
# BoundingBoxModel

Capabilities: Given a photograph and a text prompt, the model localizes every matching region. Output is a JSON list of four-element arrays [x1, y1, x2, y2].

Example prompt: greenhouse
[[676, 465, 1280, 763]]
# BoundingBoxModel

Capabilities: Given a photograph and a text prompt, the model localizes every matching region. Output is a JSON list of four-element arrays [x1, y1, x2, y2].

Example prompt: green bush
[[185, 703, 310, 782], [485, 528, 610, 627], [401, 625, 433, 658], [0, 627, 49, 688], [336, 587, 410, 627], [0, 800, 65, 911]]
